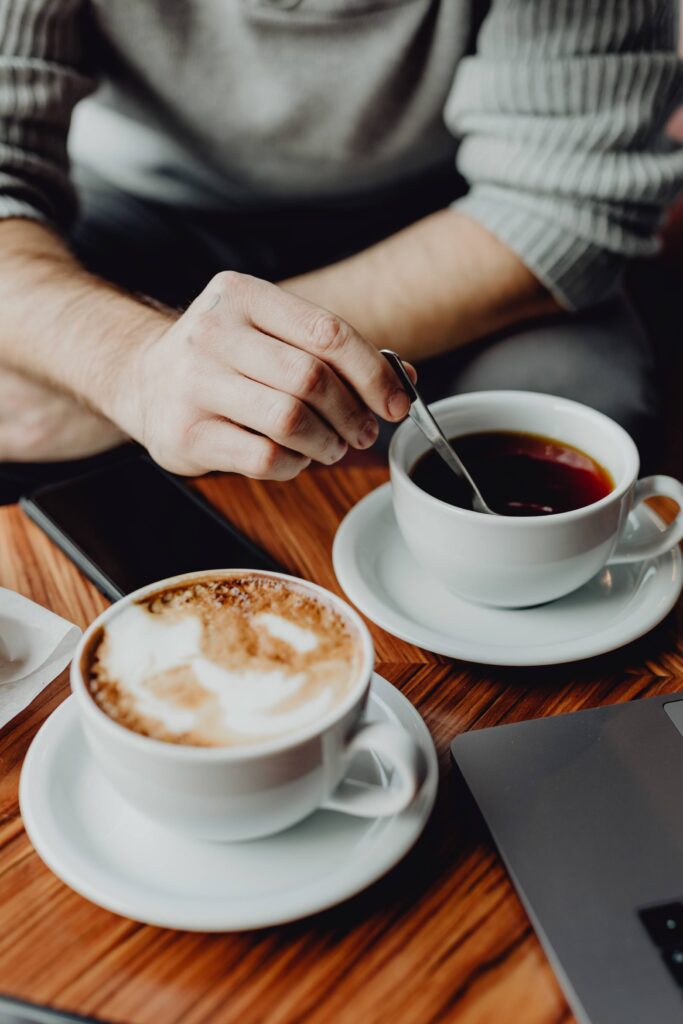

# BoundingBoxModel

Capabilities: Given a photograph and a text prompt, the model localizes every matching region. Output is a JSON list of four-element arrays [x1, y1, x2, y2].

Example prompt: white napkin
[[0, 587, 81, 729]]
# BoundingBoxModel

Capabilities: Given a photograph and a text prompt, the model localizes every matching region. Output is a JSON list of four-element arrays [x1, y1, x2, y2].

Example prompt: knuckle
[[366, 360, 393, 397], [333, 393, 365, 430], [278, 460, 307, 482], [271, 396, 307, 438], [212, 269, 246, 295], [321, 434, 345, 463], [197, 271, 252, 322], [309, 313, 347, 355], [290, 353, 327, 398], [250, 439, 282, 478]]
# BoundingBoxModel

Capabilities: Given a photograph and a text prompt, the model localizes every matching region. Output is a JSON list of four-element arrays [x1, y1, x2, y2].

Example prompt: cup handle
[[608, 475, 683, 565], [321, 721, 427, 818]]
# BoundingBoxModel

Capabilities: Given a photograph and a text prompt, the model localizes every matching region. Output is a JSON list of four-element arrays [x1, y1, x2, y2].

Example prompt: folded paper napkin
[[0, 587, 81, 731]]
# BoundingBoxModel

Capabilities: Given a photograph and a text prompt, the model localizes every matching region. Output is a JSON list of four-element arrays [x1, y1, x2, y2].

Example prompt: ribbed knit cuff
[[453, 189, 631, 311], [0, 195, 53, 228]]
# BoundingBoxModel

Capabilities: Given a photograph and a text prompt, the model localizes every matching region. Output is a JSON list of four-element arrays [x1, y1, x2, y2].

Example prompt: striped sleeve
[[445, 0, 683, 310], [0, 0, 96, 229]]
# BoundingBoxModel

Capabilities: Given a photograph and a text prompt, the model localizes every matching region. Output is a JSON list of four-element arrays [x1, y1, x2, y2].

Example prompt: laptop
[[451, 694, 683, 1024]]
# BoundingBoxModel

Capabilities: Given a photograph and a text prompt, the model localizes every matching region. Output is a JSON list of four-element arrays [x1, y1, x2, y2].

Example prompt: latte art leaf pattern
[[86, 576, 360, 747]]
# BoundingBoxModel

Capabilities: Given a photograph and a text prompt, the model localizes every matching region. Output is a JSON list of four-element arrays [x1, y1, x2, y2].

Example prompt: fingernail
[[356, 418, 379, 448], [327, 440, 348, 464], [388, 388, 410, 420]]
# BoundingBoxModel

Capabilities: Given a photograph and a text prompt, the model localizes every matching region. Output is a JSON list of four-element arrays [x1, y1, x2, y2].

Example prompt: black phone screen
[[20, 453, 284, 600]]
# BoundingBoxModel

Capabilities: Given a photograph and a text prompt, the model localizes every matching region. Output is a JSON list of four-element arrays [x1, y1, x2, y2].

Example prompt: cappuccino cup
[[390, 391, 683, 608], [70, 570, 426, 841]]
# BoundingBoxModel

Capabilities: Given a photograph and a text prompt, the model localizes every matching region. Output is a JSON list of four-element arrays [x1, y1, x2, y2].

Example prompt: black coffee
[[410, 430, 614, 517]]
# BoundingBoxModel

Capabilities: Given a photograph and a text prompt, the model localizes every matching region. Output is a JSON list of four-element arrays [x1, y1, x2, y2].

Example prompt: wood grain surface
[[0, 452, 681, 1024]]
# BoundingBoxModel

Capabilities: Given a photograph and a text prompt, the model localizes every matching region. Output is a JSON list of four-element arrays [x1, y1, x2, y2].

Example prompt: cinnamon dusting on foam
[[86, 576, 361, 747]]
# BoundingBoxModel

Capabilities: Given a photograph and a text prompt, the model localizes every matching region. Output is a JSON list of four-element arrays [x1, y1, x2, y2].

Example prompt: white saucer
[[333, 483, 682, 666], [19, 674, 437, 932]]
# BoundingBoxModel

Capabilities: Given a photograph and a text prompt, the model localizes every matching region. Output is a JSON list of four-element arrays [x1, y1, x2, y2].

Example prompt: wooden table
[[0, 455, 681, 1024]]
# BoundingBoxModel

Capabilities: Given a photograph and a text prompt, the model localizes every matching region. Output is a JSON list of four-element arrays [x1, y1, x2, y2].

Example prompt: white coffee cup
[[389, 391, 683, 608], [70, 570, 426, 841]]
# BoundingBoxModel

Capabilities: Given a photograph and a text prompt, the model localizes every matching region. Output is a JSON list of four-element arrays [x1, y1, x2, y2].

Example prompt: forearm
[[0, 219, 173, 420], [281, 209, 559, 362], [0, 218, 413, 480]]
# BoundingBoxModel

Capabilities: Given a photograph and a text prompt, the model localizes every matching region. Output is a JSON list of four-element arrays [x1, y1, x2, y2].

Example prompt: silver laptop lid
[[452, 694, 683, 1024]]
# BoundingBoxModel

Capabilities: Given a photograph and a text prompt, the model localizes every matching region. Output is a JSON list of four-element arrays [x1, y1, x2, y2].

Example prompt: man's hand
[[0, 222, 415, 481], [108, 272, 413, 479]]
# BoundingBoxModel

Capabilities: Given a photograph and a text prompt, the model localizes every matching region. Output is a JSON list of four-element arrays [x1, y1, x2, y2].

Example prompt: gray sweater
[[0, 0, 682, 310]]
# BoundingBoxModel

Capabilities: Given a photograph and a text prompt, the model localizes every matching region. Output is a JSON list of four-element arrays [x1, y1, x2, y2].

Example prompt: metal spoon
[[381, 349, 497, 516]]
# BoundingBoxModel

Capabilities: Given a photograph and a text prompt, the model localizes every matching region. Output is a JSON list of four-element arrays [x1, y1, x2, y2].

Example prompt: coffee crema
[[410, 430, 614, 516], [85, 575, 361, 747]]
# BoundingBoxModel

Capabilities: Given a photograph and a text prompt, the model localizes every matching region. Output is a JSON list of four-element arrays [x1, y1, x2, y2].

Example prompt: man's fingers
[[188, 419, 311, 480], [222, 329, 379, 450], [200, 272, 411, 423], [202, 373, 348, 466]]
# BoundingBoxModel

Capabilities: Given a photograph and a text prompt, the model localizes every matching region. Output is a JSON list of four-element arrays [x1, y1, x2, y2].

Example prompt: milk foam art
[[97, 603, 340, 740]]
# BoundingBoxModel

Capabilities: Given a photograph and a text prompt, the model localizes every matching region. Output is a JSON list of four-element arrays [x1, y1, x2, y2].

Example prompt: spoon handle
[[381, 349, 472, 482], [380, 350, 495, 515], [380, 349, 418, 404]]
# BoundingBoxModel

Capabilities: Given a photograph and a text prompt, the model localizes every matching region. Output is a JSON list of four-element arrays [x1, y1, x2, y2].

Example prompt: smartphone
[[20, 452, 285, 601], [0, 995, 105, 1024]]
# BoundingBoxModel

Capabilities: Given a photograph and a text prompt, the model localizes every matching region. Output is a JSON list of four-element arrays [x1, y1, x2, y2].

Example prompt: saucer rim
[[19, 675, 438, 932], [332, 483, 682, 667]]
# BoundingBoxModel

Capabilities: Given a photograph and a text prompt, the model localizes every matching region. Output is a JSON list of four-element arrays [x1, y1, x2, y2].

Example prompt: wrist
[[90, 305, 173, 437]]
